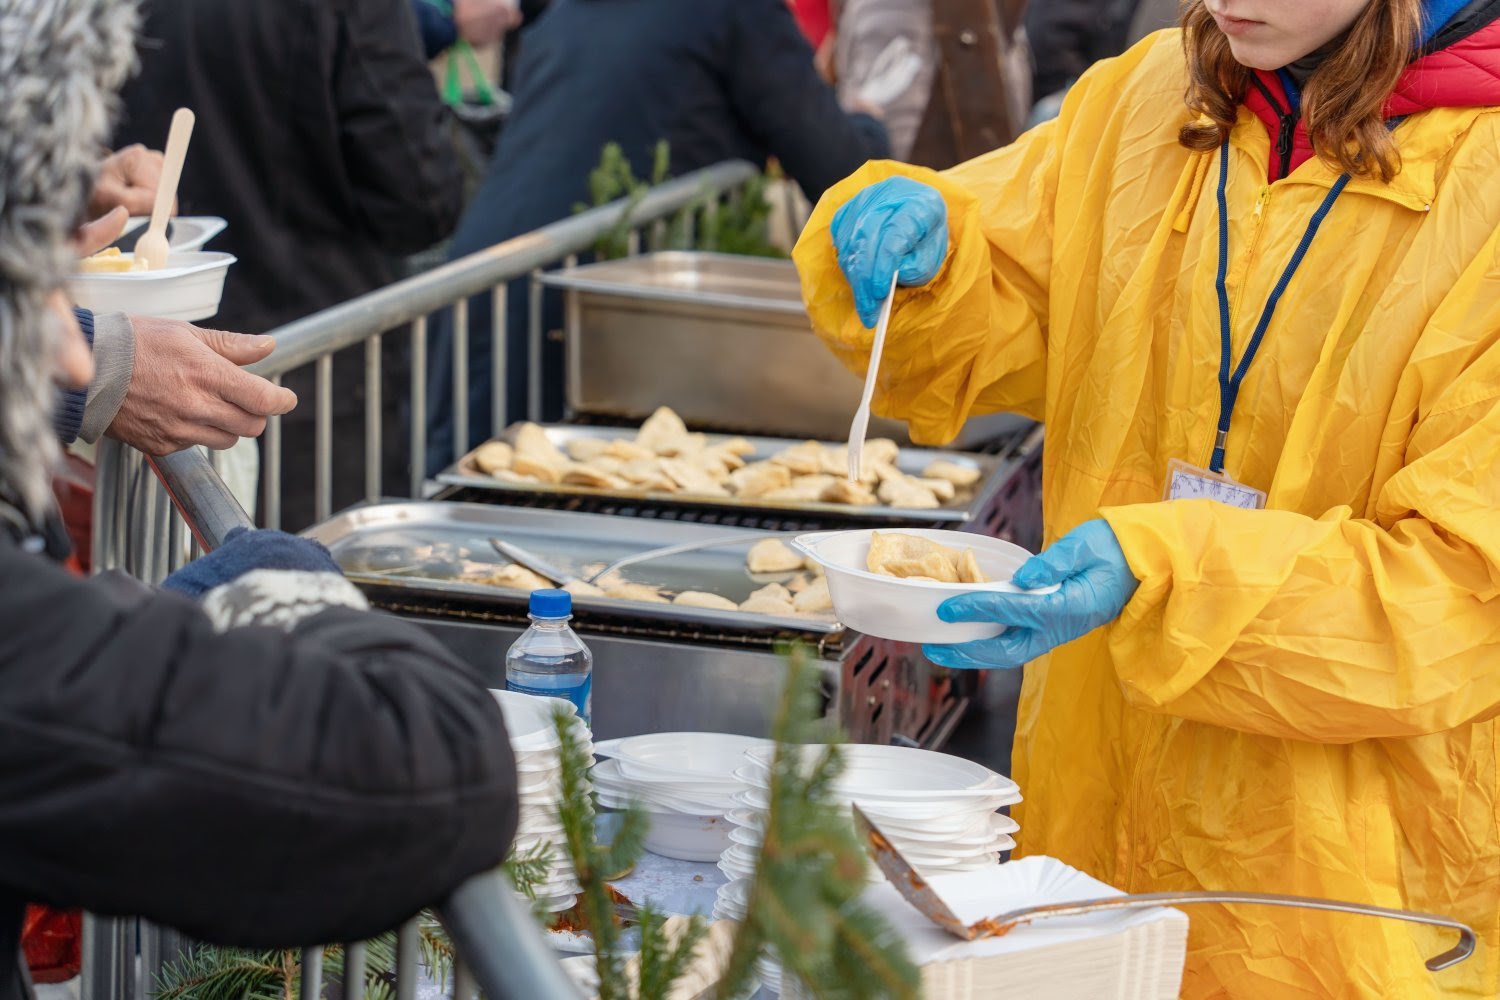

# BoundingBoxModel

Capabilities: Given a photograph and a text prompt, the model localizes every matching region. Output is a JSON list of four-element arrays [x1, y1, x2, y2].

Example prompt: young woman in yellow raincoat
[[793, 0, 1500, 995]]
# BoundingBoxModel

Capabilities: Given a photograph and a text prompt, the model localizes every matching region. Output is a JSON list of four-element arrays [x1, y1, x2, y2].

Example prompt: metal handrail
[[146, 447, 584, 1000], [248, 160, 759, 378]]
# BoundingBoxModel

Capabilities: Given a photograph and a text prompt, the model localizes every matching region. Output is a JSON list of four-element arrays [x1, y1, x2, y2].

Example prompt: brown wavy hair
[[1178, 0, 1422, 181]]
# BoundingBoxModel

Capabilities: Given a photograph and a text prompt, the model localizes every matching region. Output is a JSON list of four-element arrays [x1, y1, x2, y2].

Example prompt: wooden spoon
[[134, 107, 195, 271]]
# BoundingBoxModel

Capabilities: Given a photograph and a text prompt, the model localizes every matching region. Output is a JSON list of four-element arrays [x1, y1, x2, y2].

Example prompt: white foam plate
[[794, 529, 1059, 644]]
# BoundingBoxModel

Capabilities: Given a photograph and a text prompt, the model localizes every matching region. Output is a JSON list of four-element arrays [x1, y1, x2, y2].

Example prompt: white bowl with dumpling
[[793, 528, 1057, 645]]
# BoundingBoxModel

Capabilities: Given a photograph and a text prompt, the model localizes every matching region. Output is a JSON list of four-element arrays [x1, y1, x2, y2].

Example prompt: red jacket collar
[[1243, 16, 1500, 180]]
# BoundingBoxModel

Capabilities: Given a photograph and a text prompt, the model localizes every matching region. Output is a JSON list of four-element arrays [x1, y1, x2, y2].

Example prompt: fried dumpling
[[660, 457, 731, 496], [916, 477, 958, 503], [605, 439, 658, 462], [672, 590, 738, 611], [512, 453, 565, 483], [566, 437, 612, 462], [728, 461, 791, 499], [720, 437, 756, 458], [562, 464, 628, 489], [746, 540, 804, 574], [866, 532, 989, 584], [739, 592, 796, 615], [747, 582, 793, 604], [740, 582, 796, 614], [876, 474, 941, 509], [921, 460, 982, 488], [769, 440, 826, 476], [792, 576, 834, 614], [472, 440, 514, 475], [563, 578, 606, 598], [605, 582, 671, 604], [957, 548, 988, 585], [485, 563, 554, 591], [761, 474, 837, 503], [513, 422, 568, 465], [820, 478, 878, 506], [636, 406, 692, 455]]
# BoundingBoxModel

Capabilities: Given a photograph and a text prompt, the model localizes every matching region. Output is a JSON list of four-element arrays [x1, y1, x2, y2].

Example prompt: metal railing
[[93, 159, 760, 580], [79, 161, 762, 999], [82, 446, 585, 1000]]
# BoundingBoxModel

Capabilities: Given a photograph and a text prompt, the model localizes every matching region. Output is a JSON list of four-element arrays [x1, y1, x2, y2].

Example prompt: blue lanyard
[[1210, 140, 1348, 473]]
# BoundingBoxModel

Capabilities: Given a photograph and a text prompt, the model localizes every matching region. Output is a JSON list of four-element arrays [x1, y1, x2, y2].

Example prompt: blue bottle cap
[[529, 588, 572, 618]]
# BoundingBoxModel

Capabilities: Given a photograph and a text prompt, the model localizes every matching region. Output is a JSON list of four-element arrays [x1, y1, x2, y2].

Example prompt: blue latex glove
[[162, 526, 343, 598], [830, 177, 948, 327], [923, 520, 1140, 669]]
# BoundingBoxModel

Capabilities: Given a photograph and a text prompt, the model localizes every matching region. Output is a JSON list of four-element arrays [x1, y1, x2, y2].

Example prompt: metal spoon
[[135, 108, 195, 271], [850, 804, 1475, 973]]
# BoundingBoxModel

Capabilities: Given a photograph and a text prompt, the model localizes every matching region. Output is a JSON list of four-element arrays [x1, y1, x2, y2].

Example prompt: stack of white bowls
[[590, 732, 770, 861], [716, 743, 1020, 996], [491, 690, 594, 913], [715, 742, 1021, 912]]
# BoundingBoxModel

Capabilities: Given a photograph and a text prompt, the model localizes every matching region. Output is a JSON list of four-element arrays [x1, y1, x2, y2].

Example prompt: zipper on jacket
[[1249, 74, 1297, 180]]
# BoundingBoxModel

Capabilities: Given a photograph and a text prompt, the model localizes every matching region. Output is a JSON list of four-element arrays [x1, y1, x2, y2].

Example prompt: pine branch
[[551, 705, 636, 1000], [710, 647, 921, 1000]]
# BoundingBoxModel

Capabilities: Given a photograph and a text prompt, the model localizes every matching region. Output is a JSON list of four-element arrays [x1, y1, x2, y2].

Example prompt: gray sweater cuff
[[80, 312, 136, 444]]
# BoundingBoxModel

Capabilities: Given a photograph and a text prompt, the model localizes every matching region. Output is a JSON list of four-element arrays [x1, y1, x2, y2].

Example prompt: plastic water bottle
[[506, 589, 593, 724]]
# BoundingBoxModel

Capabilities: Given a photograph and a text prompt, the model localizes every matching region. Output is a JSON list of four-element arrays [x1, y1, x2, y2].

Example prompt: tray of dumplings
[[437, 407, 1001, 524], [304, 500, 844, 635]]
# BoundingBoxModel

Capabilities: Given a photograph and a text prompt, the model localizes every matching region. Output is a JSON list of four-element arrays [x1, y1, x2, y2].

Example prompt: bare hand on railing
[[108, 318, 299, 454]]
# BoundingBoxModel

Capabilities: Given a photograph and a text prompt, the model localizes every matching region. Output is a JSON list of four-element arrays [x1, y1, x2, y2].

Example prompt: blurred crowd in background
[[95, 0, 1176, 529]]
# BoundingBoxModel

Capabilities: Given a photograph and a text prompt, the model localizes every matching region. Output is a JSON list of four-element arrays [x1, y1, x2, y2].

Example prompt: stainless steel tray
[[540, 252, 1032, 447], [436, 424, 1003, 524], [303, 501, 843, 637]]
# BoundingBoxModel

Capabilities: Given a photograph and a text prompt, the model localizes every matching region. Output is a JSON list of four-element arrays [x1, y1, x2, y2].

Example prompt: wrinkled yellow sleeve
[[1101, 366, 1500, 743], [791, 122, 1062, 444]]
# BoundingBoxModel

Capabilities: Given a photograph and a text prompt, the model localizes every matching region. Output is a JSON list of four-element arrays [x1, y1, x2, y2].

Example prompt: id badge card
[[1164, 459, 1266, 510]]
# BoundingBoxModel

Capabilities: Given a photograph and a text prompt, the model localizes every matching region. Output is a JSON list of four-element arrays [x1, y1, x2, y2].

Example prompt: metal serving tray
[[540, 252, 1031, 447], [437, 424, 1004, 525], [302, 501, 843, 638]]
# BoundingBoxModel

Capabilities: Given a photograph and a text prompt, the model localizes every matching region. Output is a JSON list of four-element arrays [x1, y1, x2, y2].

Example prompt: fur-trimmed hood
[[0, 0, 137, 520]]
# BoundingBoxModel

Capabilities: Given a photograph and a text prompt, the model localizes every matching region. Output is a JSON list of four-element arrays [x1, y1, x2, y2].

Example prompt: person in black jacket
[[423, 0, 891, 474], [114, 0, 466, 529], [0, 3, 517, 994]]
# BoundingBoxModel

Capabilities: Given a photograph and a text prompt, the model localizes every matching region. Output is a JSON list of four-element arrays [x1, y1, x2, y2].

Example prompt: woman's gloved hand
[[923, 520, 1139, 669], [162, 526, 343, 598], [830, 177, 948, 327]]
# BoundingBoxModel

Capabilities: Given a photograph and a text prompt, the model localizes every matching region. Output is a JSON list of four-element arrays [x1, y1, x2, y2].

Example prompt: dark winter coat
[[0, 521, 518, 1000]]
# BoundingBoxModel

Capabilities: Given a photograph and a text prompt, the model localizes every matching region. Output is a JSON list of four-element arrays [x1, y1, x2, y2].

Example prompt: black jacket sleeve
[[723, 0, 892, 202], [333, 0, 465, 254], [0, 540, 518, 948]]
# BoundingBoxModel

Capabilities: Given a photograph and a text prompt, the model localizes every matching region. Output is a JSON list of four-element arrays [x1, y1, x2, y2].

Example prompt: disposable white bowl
[[121, 214, 228, 252], [69, 251, 235, 322], [594, 732, 770, 778], [642, 809, 732, 862], [490, 690, 587, 753], [744, 744, 1016, 799], [793, 529, 1057, 645], [591, 760, 742, 814]]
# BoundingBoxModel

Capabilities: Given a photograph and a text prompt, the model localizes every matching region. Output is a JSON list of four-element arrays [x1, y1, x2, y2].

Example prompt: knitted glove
[[162, 527, 342, 598]]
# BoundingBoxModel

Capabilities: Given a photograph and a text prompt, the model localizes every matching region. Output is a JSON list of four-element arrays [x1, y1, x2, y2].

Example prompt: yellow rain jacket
[[794, 31, 1500, 1000]]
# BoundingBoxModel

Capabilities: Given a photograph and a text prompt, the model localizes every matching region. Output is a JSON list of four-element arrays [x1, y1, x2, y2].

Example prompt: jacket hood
[[1243, 0, 1500, 178], [0, 0, 137, 520]]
